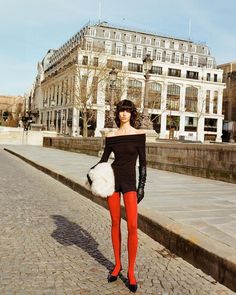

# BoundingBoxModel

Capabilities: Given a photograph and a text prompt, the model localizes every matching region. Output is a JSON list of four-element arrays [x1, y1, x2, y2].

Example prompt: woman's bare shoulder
[[106, 131, 116, 138]]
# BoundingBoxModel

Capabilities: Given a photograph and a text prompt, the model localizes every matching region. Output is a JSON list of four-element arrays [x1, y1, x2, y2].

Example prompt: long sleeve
[[99, 139, 112, 163], [137, 137, 146, 168]]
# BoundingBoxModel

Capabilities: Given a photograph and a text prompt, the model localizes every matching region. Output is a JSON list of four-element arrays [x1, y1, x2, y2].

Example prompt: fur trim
[[88, 162, 115, 198]]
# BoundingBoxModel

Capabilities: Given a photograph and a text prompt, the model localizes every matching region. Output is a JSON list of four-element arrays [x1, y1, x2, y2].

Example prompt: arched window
[[148, 82, 162, 109], [127, 79, 142, 107], [185, 86, 198, 112], [167, 84, 180, 110]]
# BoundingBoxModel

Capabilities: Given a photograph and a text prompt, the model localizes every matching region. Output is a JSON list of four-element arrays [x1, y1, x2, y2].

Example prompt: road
[[0, 148, 234, 295]]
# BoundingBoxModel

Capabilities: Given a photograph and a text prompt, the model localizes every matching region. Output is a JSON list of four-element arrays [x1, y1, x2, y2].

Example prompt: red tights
[[107, 191, 138, 284]]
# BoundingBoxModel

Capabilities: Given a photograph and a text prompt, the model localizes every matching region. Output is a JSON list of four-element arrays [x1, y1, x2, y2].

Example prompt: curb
[[4, 147, 236, 293]]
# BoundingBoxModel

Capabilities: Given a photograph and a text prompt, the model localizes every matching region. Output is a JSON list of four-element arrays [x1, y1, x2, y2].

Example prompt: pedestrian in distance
[[87, 99, 147, 293]]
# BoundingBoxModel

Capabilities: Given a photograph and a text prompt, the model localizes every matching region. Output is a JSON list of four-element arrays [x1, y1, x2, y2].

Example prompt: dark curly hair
[[115, 99, 138, 127]]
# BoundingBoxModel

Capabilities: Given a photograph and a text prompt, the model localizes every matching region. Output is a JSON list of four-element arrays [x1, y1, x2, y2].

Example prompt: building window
[[168, 68, 181, 77], [105, 42, 112, 54], [82, 56, 88, 65], [146, 37, 151, 45], [91, 77, 98, 104], [192, 46, 196, 53], [182, 44, 188, 51], [184, 55, 189, 65], [204, 118, 217, 132], [186, 71, 199, 80], [89, 28, 96, 37], [85, 40, 93, 51], [204, 47, 209, 55], [107, 59, 122, 70], [80, 75, 88, 100], [136, 47, 143, 58], [174, 42, 179, 50], [146, 48, 153, 58], [192, 56, 198, 67], [148, 82, 162, 109], [165, 40, 170, 48], [115, 32, 121, 41], [205, 90, 210, 113], [175, 53, 180, 64], [165, 53, 171, 62], [105, 78, 122, 105], [207, 59, 213, 68], [155, 39, 161, 47], [93, 57, 98, 67], [206, 73, 211, 81], [185, 87, 198, 112], [128, 62, 143, 72], [127, 79, 142, 107], [156, 51, 162, 61], [125, 34, 131, 42], [214, 74, 218, 82], [104, 30, 110, 38], [126, 45, 133, 57], [136, 35, 141, 43], [167, 84, 180, 110], [185, 116, 197, 131], [151, 66, 162, 75], [213, 91, 218, 114], [115, 45, 123, 55]]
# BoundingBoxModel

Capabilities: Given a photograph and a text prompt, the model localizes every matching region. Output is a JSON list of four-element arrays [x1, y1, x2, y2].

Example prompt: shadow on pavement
[[50, 214, 114, 271]]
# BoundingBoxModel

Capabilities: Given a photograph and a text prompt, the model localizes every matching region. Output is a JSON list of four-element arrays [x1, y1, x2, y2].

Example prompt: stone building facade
[[30, 21, 225, 142], [0, 95, 25, 127], [218, 61, 236, 141]]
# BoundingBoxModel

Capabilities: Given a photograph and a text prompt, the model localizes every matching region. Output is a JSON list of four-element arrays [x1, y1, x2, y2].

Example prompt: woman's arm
[[137, 135, 147, 203]]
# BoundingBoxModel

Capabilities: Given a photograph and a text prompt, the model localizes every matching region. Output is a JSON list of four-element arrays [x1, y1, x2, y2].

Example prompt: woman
[[91, 99, 146, 293]]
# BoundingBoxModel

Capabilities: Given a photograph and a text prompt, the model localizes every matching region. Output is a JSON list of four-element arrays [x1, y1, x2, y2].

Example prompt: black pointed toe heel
[[107, 267, 122, 283], [127, 273, 138, 293]]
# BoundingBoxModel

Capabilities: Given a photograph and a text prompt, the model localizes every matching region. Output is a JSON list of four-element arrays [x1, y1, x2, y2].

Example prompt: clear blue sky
[[0, 0, 236, 96]]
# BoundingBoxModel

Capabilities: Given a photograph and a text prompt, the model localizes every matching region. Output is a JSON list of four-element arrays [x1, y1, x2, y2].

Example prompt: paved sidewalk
[[1, 147, 234, 295], [2, 145, 236, 292]]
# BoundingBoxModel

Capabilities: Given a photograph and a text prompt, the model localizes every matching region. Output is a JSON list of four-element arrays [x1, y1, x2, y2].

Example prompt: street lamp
[[140, 54, 153, 129], [106, 67, 118, 128]]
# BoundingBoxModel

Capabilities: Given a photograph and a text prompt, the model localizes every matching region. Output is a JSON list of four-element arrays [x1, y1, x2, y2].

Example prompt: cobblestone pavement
[[0, 149, 235, 295]]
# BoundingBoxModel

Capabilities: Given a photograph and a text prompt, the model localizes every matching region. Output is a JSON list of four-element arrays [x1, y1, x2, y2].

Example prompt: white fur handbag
[[87, 162, 115, 198]]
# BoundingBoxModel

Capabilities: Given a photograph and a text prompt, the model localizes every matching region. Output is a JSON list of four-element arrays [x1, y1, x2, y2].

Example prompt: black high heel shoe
[[107, 267, 122, 283], [127, 273, 138, 293]]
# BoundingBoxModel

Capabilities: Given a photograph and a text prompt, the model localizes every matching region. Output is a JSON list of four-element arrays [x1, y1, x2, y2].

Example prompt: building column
[[160, 113, 167, 139], [159, 82, 167, 139], [216, 117, 223, 142], [179, 113, 185, 137], [197, 116, 205, 142], [72, 107, 80, 136], [217, 89, 223, 115], [95, 104, 105, 137]]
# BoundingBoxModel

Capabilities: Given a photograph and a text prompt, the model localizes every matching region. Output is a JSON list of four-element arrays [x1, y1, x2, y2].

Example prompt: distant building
[[30, 21, 225, 142], [0, 95, 25, 127], [218, 61, 236, 142]]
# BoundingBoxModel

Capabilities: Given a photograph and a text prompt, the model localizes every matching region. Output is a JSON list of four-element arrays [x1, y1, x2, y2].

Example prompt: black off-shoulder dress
[[98, 133, 146, 194]]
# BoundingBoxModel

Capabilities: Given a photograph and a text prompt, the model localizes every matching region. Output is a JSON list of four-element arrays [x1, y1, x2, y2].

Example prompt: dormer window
[[89, 28, 96, 37], [104, 30, 110, 38], [115, 32, 121, 41], [136, 35, 141, 43]]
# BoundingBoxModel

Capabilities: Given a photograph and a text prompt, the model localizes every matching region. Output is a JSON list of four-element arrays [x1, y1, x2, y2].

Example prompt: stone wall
[[43, 137, 236, 183], [43, 136, 102, 156]]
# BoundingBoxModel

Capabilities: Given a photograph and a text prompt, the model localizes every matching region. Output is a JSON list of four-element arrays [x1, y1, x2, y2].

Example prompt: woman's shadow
[[51, 214, 114, 271]]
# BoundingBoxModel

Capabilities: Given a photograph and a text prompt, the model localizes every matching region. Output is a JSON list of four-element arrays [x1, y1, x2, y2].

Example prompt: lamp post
[[140, 54, 153, 129], [106, 67, 118, 128]]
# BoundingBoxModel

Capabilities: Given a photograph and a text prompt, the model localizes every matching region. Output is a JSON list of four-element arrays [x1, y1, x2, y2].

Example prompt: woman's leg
[[107, 192, 122, 275], [123, 191, 138, 285]]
